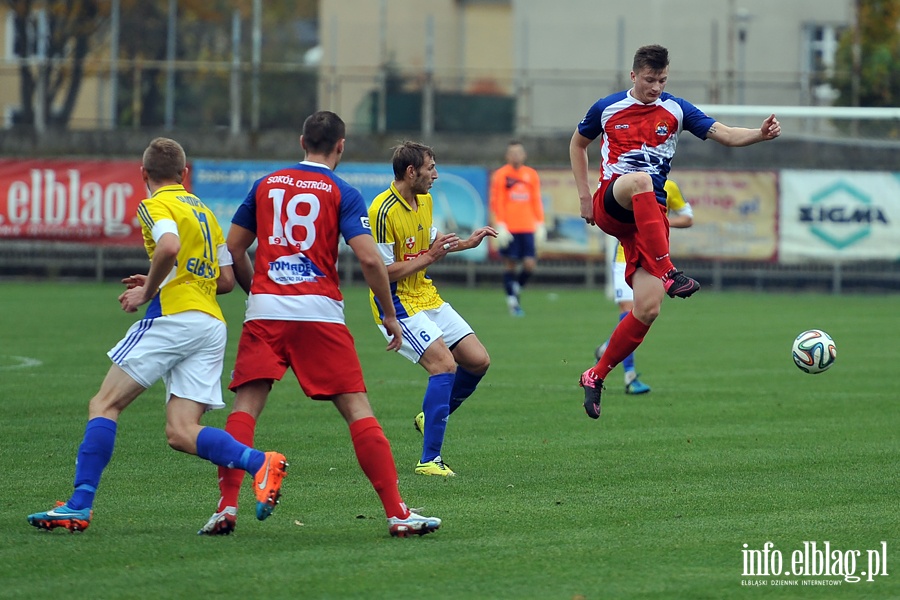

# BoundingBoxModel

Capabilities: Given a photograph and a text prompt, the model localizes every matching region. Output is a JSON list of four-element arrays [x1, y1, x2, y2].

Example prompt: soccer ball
[[791, 329, 836, 374]]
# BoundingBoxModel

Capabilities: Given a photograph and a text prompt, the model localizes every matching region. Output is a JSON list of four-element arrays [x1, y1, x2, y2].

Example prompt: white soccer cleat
[[388, 512, 442, 537], [198, 506, 237, 536]]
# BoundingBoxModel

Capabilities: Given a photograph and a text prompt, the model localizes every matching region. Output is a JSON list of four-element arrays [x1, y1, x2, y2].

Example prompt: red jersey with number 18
[[231, 160, 372, 324]]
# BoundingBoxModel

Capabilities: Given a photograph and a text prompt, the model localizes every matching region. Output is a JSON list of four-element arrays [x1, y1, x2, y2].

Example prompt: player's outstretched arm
[[121, 273, 148, 289], [668, 213, 693, 228], [226, 223, 256, 295], [706, 114, 781, 147], [347, 234, 402, 352], [119, 232, 179, 312], [569, 130, 596, 225], [383, 232, 460, 283], [216, 264, 236, 295], [453, 226, 498, 252], [215, 242, 236, 295]]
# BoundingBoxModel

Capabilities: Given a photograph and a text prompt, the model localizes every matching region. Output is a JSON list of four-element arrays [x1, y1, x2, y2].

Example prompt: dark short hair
[[633, 44, 669, 73], [302, 111, 345, 154], [142, 137, 186, 183], [391, 141, 435, 180]]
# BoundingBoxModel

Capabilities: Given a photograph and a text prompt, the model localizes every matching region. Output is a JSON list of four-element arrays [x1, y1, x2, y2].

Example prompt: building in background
[[0, 4, 111, 130], [319, 0, 516, 134], [0, 0, 865, 136], [318, 0, 853, 134]]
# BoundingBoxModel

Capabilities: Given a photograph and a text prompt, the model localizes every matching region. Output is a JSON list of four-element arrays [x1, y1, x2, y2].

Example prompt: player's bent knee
[[333, 392, 376, 424], [633, 306, 660, 325], [619, 172, 653, 197], [459, 352, 490, 376], [632, 171, 654, 190], [164, 423, 193, 453]]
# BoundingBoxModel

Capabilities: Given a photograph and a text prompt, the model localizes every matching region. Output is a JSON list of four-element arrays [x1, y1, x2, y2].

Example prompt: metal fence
[[5, 58, 900, 142], [3, 240, 899, 294]]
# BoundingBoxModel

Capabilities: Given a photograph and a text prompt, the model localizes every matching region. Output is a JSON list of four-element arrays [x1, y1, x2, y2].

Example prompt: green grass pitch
[[0, 281, 897, 599]]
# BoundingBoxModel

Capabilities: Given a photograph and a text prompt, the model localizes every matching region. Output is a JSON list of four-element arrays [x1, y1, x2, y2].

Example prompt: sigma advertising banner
[[669, 170, 778, 260], [780, 170, 900, 263], [0, 159, 148, 245], [192, 160, 491, 261]]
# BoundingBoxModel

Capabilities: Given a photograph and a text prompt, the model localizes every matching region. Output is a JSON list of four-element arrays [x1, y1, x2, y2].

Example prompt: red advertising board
[[0, 159, 175, 246]]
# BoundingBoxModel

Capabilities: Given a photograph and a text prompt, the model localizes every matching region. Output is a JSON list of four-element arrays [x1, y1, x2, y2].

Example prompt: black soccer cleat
[[663, 269, 700, 299], [579, 369, 604, 419]]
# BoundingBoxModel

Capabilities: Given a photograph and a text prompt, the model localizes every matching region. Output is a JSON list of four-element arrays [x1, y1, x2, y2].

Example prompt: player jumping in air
[[595, 178, 694, 395], [570, 44, 780, 420]]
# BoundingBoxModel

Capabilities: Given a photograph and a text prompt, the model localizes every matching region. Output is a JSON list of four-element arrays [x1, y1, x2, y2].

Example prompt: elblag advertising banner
[[0, 159, 149, 245]]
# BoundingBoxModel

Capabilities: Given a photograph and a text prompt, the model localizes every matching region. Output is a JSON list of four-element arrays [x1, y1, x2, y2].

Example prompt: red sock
[[216, 411, 256, 512], [349, 417, 410, 520], [632, 190, 674, 278], [593, 312, 651, 380]]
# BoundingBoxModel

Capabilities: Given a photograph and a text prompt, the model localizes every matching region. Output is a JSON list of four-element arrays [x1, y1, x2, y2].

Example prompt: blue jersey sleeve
[[337, 180, 371, 242], [231, 179, 261, 232], [577, 91, 627, 140], [577, 101, 605, 140], [676, 98, 716, 140]]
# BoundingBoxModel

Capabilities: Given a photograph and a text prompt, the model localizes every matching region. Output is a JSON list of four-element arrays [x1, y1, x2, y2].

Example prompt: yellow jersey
[[614, 179, 691, 263], [368, 182, 443, 323], [136, 184, 226, 322]]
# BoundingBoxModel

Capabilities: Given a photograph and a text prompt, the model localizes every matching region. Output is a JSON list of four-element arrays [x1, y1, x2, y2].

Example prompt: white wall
[[512, 0, 853, 131]]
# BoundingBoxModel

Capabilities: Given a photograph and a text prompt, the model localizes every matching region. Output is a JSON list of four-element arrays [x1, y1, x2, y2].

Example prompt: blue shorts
[[500, 232, 536, 260]]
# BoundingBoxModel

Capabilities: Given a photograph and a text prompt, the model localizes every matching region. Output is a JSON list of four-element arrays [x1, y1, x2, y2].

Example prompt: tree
[[831, 0, 900, 110], [114, 0, 319, 129], [6, 0, 103, 129], [6, 0, 319, 131]]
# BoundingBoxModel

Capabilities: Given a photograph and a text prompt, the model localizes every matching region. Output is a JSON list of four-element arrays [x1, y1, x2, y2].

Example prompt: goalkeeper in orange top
[[489, 141, 545, 317]]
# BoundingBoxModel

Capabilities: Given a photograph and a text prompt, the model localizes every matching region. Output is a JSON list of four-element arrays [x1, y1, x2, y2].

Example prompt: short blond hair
[[142, 137, 186, 183]]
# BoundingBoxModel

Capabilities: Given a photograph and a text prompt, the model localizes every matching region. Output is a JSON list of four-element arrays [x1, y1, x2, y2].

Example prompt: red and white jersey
[[231, 160, 371, 323], [577, 90, 715, 205]]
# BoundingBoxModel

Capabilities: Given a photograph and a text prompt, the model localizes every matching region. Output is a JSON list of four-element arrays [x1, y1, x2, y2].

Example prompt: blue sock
[[618, 311, 636, 374], [421, 372, 454, 463], [503, 272, 516, 296], [196, 427, 265, 474], [449, 366, 484, 415], [68, 417, 118, 511], [517, 269, 532, 289]]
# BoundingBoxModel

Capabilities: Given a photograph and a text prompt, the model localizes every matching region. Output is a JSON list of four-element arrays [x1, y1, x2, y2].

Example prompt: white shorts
[[108, 311, 226, 409], [378, 303, 474, 364], [612, 261, 633, 302]]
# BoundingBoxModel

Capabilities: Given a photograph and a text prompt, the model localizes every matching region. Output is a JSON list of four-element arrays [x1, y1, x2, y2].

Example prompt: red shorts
[[230, 319, 366, 399], [593, 177, 670, 284]]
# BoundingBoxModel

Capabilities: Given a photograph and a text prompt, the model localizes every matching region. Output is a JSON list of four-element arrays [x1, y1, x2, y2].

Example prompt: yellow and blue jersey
[[136, 184, 226, 322], [614, 179, 691, 262], [368, 182, 443, 324]]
